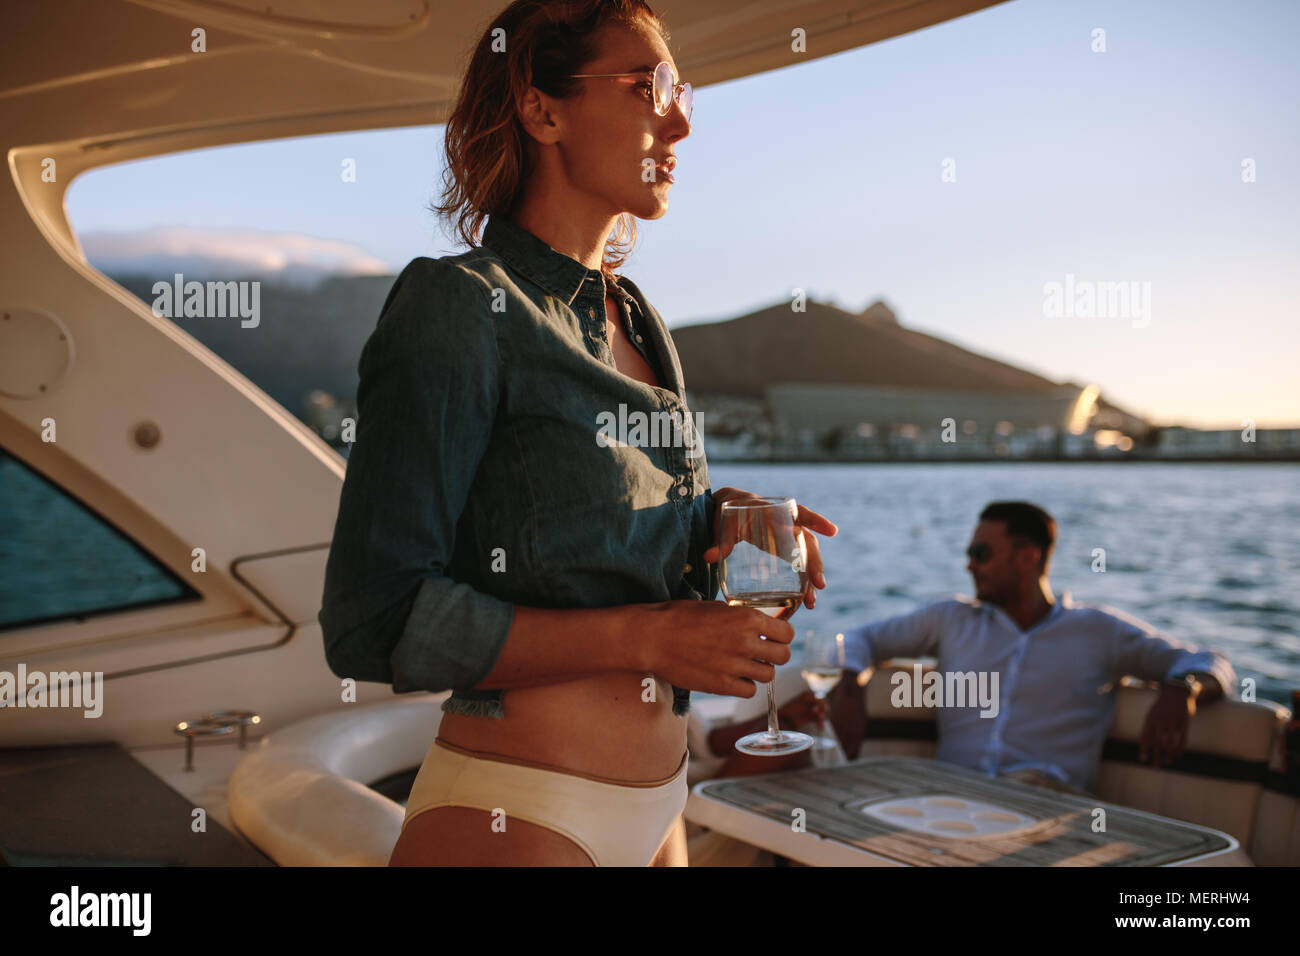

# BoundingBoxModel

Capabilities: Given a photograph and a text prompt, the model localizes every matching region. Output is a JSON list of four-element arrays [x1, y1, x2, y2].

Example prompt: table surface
[[686, 756, 1238, 866]]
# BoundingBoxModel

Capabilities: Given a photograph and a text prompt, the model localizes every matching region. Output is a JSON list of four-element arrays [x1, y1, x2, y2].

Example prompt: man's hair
[[979, 501, 1056, 570]]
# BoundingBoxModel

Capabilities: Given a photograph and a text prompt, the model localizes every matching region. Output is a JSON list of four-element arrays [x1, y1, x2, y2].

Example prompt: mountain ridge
[[672, 297, 1069, 399]]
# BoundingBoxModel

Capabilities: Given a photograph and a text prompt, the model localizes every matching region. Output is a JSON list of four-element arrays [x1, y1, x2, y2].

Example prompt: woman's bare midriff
[[437, 673, 687, 782]]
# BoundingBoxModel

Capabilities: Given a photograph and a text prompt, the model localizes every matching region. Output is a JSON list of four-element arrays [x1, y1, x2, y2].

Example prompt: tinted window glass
[[0, 447, 200, 630]]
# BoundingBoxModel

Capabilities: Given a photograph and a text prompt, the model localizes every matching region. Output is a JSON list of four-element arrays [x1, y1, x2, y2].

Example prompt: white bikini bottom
[[400, 736, 689, 866]]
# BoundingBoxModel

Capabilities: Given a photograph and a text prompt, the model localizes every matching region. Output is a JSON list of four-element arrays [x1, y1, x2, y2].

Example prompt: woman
[[319, 0, 836, 866]]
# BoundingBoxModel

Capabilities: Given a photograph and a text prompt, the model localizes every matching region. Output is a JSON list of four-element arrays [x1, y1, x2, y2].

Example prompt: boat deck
[[0, 742, 273, 866]]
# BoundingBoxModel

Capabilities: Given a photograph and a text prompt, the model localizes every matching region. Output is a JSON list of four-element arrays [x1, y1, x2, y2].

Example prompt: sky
[[65, 0, 1299, 428]]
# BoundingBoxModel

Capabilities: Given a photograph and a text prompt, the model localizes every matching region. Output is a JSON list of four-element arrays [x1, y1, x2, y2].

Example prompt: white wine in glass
[[801, 668, 843, 697], [719, 496, 813, 756]]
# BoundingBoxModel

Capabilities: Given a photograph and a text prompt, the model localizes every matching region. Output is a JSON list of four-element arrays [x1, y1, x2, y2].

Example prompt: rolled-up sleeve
[[843, 601, 948, 674], [318, 257, 515, 693], [1106, 607, 1236, 695], [684, 487, 719, 601]]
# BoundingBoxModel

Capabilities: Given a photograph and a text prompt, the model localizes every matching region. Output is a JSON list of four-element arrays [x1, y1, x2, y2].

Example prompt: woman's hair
[[430, 0, 669, 280]]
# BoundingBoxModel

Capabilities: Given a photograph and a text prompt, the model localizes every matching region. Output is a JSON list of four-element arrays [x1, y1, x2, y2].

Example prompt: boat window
[[63, 131, 441, 458], [0, 446, 200, 631]]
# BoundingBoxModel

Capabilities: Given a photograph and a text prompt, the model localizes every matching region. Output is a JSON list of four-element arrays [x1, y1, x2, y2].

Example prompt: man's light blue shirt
[[842, 592, 1236, 792]]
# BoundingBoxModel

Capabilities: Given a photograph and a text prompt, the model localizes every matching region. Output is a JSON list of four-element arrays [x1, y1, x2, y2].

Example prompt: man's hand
[[829, 669, 867, 759], [777, 689, 827, 728], [1139, 685, 1196, 767]]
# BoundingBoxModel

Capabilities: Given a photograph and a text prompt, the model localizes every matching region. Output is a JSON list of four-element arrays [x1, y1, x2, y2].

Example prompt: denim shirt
[[318, 213, 719, 719]]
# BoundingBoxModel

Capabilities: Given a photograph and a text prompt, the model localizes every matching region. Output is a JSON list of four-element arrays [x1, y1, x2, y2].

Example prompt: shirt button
[[683, 562, 693, 574], [677, 485, 689, 496], [634, 333, 644, 343]]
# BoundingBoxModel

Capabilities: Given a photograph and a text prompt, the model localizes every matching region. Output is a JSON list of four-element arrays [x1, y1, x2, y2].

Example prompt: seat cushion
[[228, 694, 443, 866]]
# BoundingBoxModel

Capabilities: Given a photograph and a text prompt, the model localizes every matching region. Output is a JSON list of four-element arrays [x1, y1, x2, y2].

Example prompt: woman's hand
[[633, 599, 796, 698], [700, 486, 838, 611]]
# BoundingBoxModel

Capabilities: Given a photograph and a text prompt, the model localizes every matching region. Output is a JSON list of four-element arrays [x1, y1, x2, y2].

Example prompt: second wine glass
[[801, 630, 847, 766]]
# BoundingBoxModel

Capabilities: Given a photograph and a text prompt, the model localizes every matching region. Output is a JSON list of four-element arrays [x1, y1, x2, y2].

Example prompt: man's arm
[[1105, 606, 1237, 767], [833, 601, 952, 758], [1107, 606, 1237, 703], [841, 601, 951, 678]]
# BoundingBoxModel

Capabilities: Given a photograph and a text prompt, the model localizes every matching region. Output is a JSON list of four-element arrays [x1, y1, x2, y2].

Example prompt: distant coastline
[[98, 269, 1298, 463]]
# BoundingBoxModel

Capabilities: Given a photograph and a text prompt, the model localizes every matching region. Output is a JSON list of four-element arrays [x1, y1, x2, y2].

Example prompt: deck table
[[685, 755, 1246, 866]]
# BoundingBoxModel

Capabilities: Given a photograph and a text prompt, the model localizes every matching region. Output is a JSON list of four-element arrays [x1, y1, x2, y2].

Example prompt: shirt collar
[[1032, 590, 1070, 629], [481, 214, 609, 308], [979, 589, 1071, 630]]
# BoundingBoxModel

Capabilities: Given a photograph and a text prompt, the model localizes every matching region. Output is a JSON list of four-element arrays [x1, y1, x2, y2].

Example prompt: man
[[828, 501, 1236, 795]]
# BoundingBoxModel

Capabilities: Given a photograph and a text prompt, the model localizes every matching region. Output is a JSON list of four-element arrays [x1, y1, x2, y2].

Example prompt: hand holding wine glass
[[703, 487, 837, 614]]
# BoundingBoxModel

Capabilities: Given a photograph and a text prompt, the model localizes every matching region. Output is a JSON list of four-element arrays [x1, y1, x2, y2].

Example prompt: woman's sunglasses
[[569, 60, 693, 121]]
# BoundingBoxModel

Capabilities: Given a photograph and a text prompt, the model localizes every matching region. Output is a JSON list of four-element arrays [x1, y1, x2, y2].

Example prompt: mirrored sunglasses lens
[[681, 82, 692, 121]]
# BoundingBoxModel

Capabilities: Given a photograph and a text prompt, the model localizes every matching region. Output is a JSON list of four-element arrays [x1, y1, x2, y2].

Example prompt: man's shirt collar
[[482, 214, 609, 307], [975, 589, 1072, 632]]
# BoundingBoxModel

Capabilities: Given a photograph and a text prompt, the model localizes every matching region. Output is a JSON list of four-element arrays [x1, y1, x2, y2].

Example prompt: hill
[[672, 298, 1064, 398]]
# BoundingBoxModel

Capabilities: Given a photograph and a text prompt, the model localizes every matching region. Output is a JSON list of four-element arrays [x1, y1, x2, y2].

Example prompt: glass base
[[735, 729, 814, 756]]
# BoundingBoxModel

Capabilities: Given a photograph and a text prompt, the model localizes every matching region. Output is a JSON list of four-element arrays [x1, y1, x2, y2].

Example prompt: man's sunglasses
[[966, 543, 992, 564], [569, 60, 693, 121]]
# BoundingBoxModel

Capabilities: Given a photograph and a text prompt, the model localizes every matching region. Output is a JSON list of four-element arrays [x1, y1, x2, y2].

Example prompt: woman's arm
[[319, 257, 517, 694], [465, 603, 646, 690]]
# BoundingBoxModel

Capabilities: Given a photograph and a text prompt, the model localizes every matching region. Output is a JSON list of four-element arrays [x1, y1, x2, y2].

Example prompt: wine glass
[[801, 630, 847, 765], [719, 496, 813, 756]]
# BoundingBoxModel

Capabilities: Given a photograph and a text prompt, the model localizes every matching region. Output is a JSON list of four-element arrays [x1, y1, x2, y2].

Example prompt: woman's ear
[[516, 87, 562, 146]]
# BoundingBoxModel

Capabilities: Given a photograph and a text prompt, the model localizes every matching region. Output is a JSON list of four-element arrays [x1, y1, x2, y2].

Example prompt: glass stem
[[766, 680, 780, 738]]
